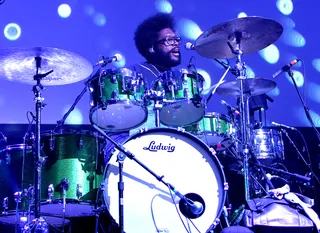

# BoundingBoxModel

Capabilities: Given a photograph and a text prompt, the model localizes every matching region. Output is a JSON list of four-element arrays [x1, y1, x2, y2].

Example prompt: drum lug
[[184, 87, 190, 99], [76, 184, 83, 199], [111, 74, 117, 84], [177, 127, 186, 133], [111, 89, 118, 99], [224, 182, 229, 191]]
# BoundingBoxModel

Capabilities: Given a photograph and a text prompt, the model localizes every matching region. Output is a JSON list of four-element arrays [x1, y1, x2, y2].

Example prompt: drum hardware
[[153, 69, 206, 127], [145, 88, 165, 128], [93, 125, 211, 232], [2, 197, 8, 215], [89, 68, 148, 131], [194, 16, 283, 201]]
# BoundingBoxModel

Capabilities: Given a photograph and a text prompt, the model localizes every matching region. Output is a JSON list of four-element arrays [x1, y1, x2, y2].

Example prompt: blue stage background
[[0, 0, 319, 127]]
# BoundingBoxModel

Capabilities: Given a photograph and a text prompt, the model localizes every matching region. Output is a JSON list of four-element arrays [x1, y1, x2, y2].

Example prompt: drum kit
[[0, 16, 314, 233]]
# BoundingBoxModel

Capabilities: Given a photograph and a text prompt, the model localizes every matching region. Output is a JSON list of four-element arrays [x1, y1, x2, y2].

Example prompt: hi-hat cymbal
[[195, 16, 283, 59], [216, 78, 277, 97], [0, 47, 93, 85]]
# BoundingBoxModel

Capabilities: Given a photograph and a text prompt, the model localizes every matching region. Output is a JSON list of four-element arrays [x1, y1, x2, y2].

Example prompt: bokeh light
[[279, 16, 295, 29], [84, 4, 95, 16], [58, 4, 72, 18], [268, 86, 280, 96], [197, 69, 211, 95], [178, 18, 202, 40], [3, 23, 21, 41], [282, 29, 306, 47], [285, 70, 304, 87], [296, 107, 320, 127], [246, 66, 255, 79], [63, 106, 83, 124], [276, 0, 294, 15], [307, 82, 320, 103], [93, 13, 107, 27], [238, 12, 247, 18], [259, 44, 280, 64], [155, 0, 173, 13], [312, 59, 320, 72]]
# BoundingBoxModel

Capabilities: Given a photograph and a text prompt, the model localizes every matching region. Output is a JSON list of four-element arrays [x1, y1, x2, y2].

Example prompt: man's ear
[[149, 47, 155, 53]]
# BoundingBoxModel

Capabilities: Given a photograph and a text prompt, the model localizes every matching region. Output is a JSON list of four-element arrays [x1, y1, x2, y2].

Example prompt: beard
[[150, 49, 181, 69]]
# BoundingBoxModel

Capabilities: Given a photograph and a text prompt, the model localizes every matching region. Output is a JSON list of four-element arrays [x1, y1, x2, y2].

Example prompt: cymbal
[[0, 47, 93, 85], [194, 16, 283, 59], [216, 78, 276, 97]]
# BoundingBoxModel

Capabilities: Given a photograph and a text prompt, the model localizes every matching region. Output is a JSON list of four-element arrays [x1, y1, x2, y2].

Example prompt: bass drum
[[104, 128, 227, 233]]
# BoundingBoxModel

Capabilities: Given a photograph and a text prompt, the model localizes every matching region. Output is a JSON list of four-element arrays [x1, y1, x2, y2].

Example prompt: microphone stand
[[286, 68, 320, 203], [287, 69, 320, 142], [92, 124, 205, 232], [55, 84, 88, 132]]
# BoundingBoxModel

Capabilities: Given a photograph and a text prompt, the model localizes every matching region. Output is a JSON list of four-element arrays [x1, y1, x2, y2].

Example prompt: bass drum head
[[104, 128, 226, 233]]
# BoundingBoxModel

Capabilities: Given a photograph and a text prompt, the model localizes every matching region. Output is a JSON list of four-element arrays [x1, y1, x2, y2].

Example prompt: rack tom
[[153, 69, 205, 127], [89, 68, 148, 132]]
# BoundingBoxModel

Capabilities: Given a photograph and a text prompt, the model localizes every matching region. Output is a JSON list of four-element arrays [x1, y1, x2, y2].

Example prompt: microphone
[[94, 53, 122, 67], [171, 187, 205, 219], [271, 121, 296, 130], [272, 59, 300, 78], [178, 193, 205, 219], [221, 100, 240, 115], [185, 42, 195, 50]]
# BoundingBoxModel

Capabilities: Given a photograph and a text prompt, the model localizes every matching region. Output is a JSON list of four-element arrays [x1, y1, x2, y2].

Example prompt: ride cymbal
[[195, 16, 283, 59], [0, 47, 93, 85], [216, 78, 277, 97]]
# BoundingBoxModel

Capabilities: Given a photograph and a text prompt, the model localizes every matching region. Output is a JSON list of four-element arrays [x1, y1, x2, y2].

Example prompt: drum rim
[[89, 103, 148, 132], [0, 143, 32, 152], [204, 112, 231, 121], [40, 129, 102, 138], [159, 103, 206, 127], [104, 127, 227, 229]]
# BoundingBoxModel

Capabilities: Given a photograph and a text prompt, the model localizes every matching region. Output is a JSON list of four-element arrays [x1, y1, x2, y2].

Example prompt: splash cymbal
[[0, 47, 93, 85], [195, 16, 283, 59]]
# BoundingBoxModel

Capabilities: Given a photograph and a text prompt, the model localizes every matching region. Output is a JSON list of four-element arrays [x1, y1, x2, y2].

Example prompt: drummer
[[104, 12, 182, 163]]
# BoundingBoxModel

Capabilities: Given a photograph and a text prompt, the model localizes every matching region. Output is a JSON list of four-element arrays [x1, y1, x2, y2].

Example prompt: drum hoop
[[40, 129, 101, 138], [104, 127, 227, 222], [89, 104, 148, 132], [205, 112, 231, 121], [0, 144, 32, 152]]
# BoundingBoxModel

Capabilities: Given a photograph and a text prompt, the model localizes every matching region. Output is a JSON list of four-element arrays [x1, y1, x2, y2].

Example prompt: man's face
[[153, 28, 181, 68]]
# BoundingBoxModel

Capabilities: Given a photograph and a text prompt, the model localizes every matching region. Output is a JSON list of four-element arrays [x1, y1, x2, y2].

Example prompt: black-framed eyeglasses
[[156, 36, 182, 46]]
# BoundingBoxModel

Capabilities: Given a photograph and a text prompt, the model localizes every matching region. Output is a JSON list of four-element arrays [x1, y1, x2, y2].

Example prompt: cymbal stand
[[231, 36, 274, 200], [231, 39, 251, 200], [26, 56, 53, 232]]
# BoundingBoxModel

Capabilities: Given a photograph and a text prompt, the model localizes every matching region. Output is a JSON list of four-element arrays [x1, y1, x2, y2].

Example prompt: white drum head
[[104, 128, 226, 233], [90, 102, 147, 132]]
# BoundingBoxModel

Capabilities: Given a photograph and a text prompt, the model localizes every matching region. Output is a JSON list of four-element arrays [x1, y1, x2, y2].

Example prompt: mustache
[[170, 47, 180, 53]]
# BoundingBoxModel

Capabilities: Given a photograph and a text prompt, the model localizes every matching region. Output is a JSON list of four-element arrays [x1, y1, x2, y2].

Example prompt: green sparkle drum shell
[[40, 130, 105, 202], [154, 69, 205, 127], [89, 68, 146, 104], [184, 112, 235, 146], [89, 68, 148, 132]]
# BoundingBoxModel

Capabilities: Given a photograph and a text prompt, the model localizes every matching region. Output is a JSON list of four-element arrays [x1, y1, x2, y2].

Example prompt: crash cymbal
[[216, 78, 276, 97], [195, 16, 283, 59], [0, 47, 93, 85]]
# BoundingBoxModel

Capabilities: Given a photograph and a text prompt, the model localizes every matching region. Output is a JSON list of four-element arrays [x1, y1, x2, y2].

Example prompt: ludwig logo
[[143, 141, 175, 152]]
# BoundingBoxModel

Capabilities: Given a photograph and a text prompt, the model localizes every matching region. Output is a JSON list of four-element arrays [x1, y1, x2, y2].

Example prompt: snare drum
[[153, 69, 205, 126], [40, 130, 105, 217], [0, 144, 34, 210], [104, 128, 227, 233], [89, 68, 148, 132], [184, 112, 236, 146], [251, 128, 284, 163]]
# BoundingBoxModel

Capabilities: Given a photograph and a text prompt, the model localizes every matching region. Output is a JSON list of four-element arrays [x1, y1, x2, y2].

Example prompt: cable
[[150, 195, 161, 232], [167, 185, 192, 233]]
